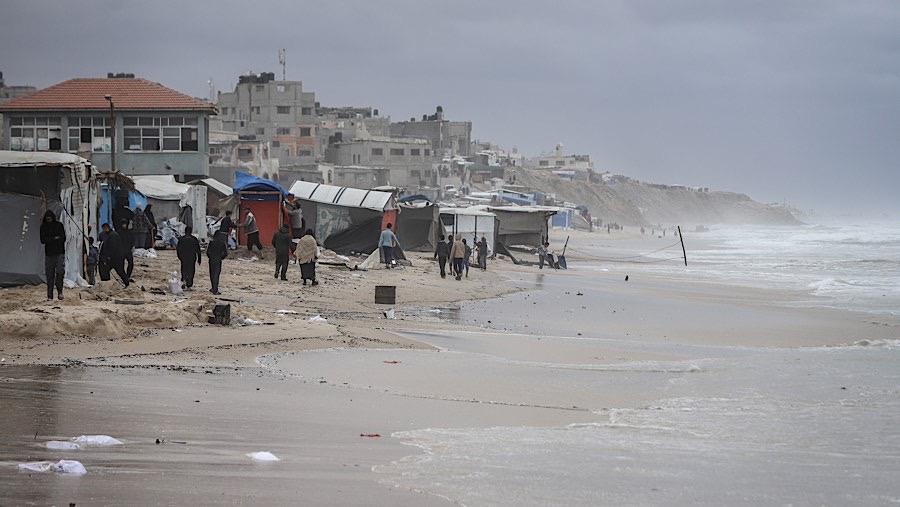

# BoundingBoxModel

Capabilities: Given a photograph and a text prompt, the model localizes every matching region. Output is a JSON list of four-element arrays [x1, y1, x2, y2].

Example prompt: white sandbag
[[308, 315, 328, 324], [45, 441, 80, 450], [72, 435, 123, 446], [168, 272, 183, 295], [247, 451, 280, 461], [18, 459, 87, 475]]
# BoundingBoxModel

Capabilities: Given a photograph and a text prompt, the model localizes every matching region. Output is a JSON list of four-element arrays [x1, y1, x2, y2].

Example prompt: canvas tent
[[473, 205, 559, 249], [439, 207, 498, 254], [132, 175, 208, 239], [233, 171, 287, 247], [288, 181, 398, 255], [0, 151, 106, 287], [396, 196, 440, 252]]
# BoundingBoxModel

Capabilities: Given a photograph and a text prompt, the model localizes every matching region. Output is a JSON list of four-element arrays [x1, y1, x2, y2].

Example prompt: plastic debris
[[308, 315, 328, 324], [45, 441, 80, 450], [168, 272, 184, 295], [133, 248, 158, 259], [274, 309, 298, 315], [246, 451, 280, 461], [235, 316, 262, 326], [18, 460, 87, 475], [383, 309, 395, 320], [383, 360, 401, 364], [360, 433, 381, 438], [72, 435, 123, 446]]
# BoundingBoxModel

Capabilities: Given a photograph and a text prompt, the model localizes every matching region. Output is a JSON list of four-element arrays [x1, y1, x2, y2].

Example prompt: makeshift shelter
[[396, 197, 440, 252], [288, 181, 398, 255], [132, 175, 208, 239], [474, 205, 559, 249], [439, 207, 498, 254], [0, 151, 114, 287], [233, 171, 288, 247], [188, 177, 233, 216]]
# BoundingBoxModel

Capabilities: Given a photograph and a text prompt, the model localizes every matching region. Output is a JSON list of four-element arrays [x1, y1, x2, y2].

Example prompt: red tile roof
[[0, 78, 216, 113]]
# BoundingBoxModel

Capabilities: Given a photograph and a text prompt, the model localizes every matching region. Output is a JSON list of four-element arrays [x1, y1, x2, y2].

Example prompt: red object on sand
[[383, 360, 401, 364], [360, 433, 381, 438]]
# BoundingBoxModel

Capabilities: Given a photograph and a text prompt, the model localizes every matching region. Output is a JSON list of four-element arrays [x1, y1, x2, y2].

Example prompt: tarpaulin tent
[[233, 171, 287, 248], [288, 181, 398, 255], [0, 151, 104, 287], [439, 207, 497, 254], [188, 177, 233, 216], [132, 175, 208, 239], [397, 201, 440, 252], [473, 205, 559, 249]]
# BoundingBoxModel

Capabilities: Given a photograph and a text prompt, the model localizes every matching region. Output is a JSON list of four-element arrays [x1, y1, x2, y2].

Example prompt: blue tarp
[[233, 171, 287, 200]]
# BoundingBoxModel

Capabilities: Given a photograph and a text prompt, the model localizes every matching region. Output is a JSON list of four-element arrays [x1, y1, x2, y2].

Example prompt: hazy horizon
[[2, 0, 897, 215]]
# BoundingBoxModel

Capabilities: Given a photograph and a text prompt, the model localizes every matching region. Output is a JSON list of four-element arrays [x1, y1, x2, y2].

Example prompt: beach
[[2, 227, 899, 505]]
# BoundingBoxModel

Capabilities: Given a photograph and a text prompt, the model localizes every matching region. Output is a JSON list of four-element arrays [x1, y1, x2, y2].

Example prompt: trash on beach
[[133, 248, 158, 259], [45, 441, 80, 450], [383, 360, 401, 364], [235, 316, 262, 326], [246, 451, 280, 461], [239, 256, 260, 262], [428, 308, 442, 314], [168, 272, 184, 295], [308, 315, 328, 324], [274, 309, 298, 315], [383, 309, 396, 320], [18, 459, 87, 475], [360, 433, 381, 438], [72, 435, 123, 446]]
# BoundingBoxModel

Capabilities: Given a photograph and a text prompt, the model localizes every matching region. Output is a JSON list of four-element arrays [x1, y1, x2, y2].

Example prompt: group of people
[[433, 233, 490, 280]]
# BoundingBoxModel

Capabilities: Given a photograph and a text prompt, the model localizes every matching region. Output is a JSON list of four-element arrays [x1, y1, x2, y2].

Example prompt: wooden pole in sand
[[678, 226, 687, 266]]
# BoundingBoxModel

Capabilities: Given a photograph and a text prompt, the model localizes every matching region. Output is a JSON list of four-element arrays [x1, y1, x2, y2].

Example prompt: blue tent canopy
[[233, 171, 287, 201]]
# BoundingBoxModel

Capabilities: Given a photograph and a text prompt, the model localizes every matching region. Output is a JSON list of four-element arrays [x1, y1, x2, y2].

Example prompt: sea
[[368, 220, 900, 505]]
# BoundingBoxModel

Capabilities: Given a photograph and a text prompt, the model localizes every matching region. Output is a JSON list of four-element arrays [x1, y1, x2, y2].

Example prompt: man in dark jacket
[[207, 231, 228, 295], [271, 224, 293, 281], [434, 234, 450, 279], [176, 226, 202, 290], [99, 223, 129, 287], [40, 210, 66, 300], [119, 219, 135, 281]]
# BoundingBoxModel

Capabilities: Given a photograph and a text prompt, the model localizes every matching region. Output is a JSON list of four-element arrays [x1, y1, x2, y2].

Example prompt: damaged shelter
[[188, 177, 233, 216], [396, 194, 441, 252], [0, 150, 133, 287], [132, 175, 208, 239], [439, 207, 498, 254], [233, 171, 288, 247], [288, 180, 399, 255]]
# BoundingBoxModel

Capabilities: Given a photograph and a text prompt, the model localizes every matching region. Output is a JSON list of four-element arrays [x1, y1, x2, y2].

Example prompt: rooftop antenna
[[278, 48, 286, 80], [207, 78, 215, 102]]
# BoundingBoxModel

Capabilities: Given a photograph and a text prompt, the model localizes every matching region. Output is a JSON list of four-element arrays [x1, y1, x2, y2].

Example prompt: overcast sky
[[2, 0, 898, 215]]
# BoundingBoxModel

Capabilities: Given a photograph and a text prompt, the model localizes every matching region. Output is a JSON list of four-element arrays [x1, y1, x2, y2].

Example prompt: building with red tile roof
[[0, 76, 216, 180]]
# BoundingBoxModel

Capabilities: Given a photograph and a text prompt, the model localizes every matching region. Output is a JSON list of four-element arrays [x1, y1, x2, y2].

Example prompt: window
[[123, 116, 198, 152], [410, 170, 421, 179], [67, 117, 110, 152], [299, 150, 312, 156], [371, 148, 383, 156], [301, 107, 312, 115], [276, 85, 285, 92], [390, 148, 404, 156], [271, 140, 280, 147], [237, 147, 253, 161], [255, 85, 264, 92], [220, 107, 229, 115], [251, 106, 260, 114], [276, 127, 291, 135], [410, 148, 421, 156], [256, 127, 266, 135], [276, 106, 290, 114], [539, 160, 550, 166], [424, 149, 431, 156], [9, 117, 62, 152], [299, 127, 311, 137]]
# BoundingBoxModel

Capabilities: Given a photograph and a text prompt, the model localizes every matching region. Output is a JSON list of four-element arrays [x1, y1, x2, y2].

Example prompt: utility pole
[[105, 94, 115, 172]]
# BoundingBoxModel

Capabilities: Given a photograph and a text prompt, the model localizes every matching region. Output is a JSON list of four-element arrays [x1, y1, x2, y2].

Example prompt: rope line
[[565, 242, 686, 264]]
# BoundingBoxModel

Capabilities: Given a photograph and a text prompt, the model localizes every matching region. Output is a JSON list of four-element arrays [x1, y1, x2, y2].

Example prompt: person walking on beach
[[86, 237, 99, 286], [207, 231, 228, 295], [285, 200, 304, 254], [296, 229, 318, 286], [143, 204, 157, 249], [131, 205, 151, 250], [477, 236, 488, 271], [379, 223, 399, 268], [40, 210, 66, 300], [537, 242, 548, 269], [271, 224, 293, 281], [176, 226, 201, 290], [119, 219, 135, 281], [450, 233, 465, 281], [434, 234, 450, 278], [462, 238, 471, 278], [99, 222, 129, 287], [215, 210, 237, 249], [238, 207, 264, 258]]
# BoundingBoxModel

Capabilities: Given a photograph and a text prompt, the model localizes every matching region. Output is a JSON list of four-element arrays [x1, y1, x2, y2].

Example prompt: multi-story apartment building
[[215, 72, 317, 168], [390, 106, 472, 158]]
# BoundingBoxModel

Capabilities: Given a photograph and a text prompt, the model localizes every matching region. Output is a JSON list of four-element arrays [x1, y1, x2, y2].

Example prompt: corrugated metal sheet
[[289, 180, 396, 211]]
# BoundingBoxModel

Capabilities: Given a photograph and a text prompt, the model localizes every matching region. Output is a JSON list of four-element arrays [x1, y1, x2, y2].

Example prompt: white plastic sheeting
[[18, 460, 87, 475], [72, 435, 124, 446], [289, 181, 397, 211], [247, 451, 280, 461], [133, 176, 207, 238]]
